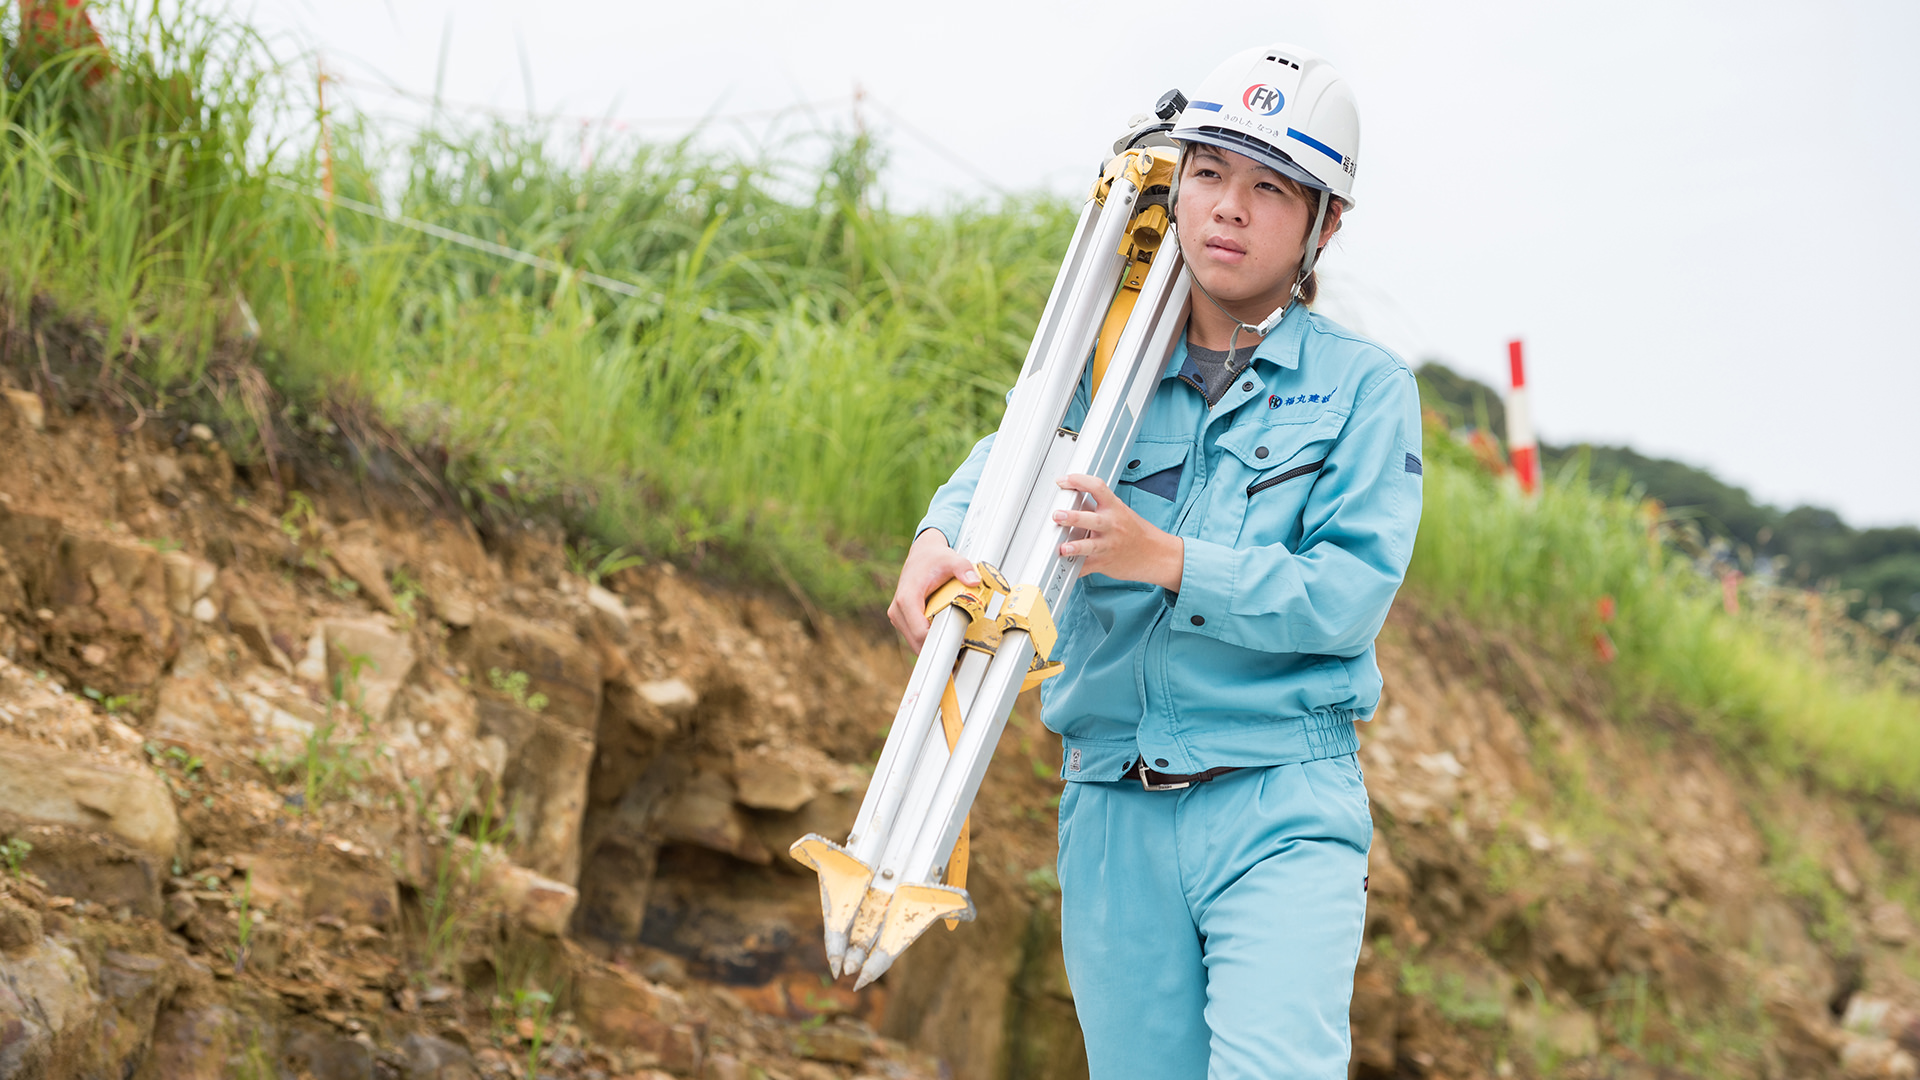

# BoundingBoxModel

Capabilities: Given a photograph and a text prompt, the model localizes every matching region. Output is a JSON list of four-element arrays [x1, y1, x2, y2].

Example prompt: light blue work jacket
[[916, 303, 1424, 782]]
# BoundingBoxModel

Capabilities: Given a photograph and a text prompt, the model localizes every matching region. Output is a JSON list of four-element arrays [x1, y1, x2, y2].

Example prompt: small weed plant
[[82, 686, 135, 714], [1023, 866, 1060, 894], [488, 934, 569, 1076], [420, 785, 513, 975], [330, 648, 375, 727], [234, 1035, 277, 1080], [389, 567, 423, 628], [299, 721, 369, 809], [497, 985, 557, 1076], [566, 540, 646, 587], [488, 668, 548, 713], [257, 716, 377, 814], [420, 837, 466, 977], [228, 869, 255, 973], [256, 651, 390, 812], [159, 744, 206, 780], [1, 837, 31, 878], [1394, 955, 1507, 1029], [278, 492, 319, 545], [1758, 819, 1857, 953]]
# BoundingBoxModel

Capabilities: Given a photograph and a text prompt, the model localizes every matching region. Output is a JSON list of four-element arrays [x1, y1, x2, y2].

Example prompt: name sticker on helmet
[[1242, 84, 1285, 116]]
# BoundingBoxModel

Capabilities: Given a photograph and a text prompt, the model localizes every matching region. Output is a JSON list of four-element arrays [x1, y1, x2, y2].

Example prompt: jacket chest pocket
[[1115, 437, 1190, 533], [1215, 412, 1346, 549]]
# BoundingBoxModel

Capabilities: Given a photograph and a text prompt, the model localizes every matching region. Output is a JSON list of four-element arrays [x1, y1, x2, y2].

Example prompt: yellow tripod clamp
[[920, 563, 1065, 924]]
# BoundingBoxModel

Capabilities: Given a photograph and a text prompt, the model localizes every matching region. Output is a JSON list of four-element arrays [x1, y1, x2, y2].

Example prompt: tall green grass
[[2, 2, 1915, 799], [0, 1, 272, 388], [1411, 429, 1920, 798], [0, 1, 1070, 603]]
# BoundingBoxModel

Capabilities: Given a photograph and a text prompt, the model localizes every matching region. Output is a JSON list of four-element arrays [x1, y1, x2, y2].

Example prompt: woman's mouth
[[1205, 236, 1246, 262]]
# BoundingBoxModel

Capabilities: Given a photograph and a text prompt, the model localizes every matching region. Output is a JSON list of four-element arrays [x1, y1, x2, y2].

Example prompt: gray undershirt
[[1185, 342, 1252, 407]]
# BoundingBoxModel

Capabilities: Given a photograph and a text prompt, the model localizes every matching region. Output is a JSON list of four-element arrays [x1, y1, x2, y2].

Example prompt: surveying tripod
[[792, 93, 1195, 989]]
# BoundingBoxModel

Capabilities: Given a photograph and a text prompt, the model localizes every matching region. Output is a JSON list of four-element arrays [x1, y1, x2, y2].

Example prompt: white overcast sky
[[228, 0, 1920, 528]]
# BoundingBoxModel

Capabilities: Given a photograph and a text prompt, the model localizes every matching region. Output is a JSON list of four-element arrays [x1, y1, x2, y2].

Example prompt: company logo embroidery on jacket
[[1269, 390, 1337, 409]]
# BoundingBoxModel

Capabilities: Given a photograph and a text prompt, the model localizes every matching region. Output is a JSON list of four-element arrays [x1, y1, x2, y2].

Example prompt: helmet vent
[[1263, 54, 1301, 69]]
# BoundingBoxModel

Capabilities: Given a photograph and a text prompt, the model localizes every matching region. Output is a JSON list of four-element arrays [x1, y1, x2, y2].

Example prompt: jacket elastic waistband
[[1059, 710, 1362, 783]]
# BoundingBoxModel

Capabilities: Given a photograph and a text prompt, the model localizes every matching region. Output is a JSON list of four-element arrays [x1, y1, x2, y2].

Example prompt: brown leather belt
[[1136, 760, 1241, 792]]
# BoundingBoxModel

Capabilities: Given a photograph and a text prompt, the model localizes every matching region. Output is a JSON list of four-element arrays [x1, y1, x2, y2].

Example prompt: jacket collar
[[1163, 299, 1310, 381]]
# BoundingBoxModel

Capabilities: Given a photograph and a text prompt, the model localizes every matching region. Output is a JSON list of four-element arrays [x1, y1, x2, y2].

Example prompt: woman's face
[[1174, 145, 1333, 315]]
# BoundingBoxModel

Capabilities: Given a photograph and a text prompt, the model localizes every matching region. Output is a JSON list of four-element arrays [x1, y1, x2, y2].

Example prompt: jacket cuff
[[1170, 536, 1236, 637], [913, 513, 963, 550]]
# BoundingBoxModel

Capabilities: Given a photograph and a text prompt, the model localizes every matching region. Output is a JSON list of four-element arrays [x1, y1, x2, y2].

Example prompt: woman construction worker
[[889, 42, 1423, 1079]]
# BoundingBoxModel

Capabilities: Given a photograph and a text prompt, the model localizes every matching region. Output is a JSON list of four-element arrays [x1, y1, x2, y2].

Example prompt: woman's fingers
[[1051, 508, 1103, 531], [1048, 471, 1182, 591], [890, 551, 982, 654], [1056, 474, 1110, 561], [891, 539, 963, 650], [901, 597, 928, 637], [1054, 474, 1117, 541], [1055, 472, 1115, 505], [933, 556, 982, 589], [888, 594, 926, 649]]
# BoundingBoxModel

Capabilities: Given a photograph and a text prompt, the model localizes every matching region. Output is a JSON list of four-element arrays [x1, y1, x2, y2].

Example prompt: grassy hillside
[[1, 1, 1070, 606], [1417, 362, 1920, 630], [3, 2, 1917, 802]]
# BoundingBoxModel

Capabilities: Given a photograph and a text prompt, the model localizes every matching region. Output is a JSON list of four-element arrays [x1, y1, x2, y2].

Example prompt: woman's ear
[[1318, 199, 1344, 249]]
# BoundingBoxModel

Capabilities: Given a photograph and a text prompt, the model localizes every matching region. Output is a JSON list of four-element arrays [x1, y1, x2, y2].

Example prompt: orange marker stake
[[1507, 339, 1539, 496]]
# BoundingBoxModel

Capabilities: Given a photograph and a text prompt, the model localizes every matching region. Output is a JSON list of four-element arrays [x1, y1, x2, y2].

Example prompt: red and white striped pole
[[1507, 339, 1539, 496]]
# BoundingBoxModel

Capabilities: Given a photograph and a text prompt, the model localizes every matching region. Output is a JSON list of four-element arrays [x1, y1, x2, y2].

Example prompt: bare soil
[[0, 316, 1917, 1080]]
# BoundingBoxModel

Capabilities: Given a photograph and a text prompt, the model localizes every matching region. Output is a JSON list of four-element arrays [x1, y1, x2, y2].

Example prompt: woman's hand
[[888, 529, 981, 653], [1053, 474, 1184, 591]]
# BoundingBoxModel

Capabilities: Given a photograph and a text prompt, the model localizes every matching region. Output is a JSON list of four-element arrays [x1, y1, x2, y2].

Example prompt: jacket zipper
[[1246, 458, 1326, 497], [1138, 599, 1174, 740], [1148, 415, 1215, 738]]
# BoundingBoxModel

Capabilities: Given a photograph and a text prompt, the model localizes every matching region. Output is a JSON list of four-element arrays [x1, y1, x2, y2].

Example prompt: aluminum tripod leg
[[845, 248, 1191, 989], [793, 145, 1189, 987], [788, 186, 1130, 979], [831, 186, 1125, 885]]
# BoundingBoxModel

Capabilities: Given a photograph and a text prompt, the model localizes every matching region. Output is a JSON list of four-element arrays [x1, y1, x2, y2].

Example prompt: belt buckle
[[1137, 761, 1190, 792]]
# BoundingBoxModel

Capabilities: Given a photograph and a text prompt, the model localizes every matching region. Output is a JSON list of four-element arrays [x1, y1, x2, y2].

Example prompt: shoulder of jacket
[[1303, 312, 1411, 376], [1302, 312, 1415, 404]]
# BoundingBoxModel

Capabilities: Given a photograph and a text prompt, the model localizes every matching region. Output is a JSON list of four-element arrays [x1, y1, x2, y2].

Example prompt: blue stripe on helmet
[[1286, 127, 1344, 164], [1187, 100, 1224, 112]]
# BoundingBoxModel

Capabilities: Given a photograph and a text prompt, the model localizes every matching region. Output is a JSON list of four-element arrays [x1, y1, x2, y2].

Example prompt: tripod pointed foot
[[789, 834, 874, 978], [851, 883, 975, 989]]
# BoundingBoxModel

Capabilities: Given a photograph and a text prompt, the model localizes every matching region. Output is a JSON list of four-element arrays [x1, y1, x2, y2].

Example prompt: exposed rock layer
[[0, 354, 1917, 1080]]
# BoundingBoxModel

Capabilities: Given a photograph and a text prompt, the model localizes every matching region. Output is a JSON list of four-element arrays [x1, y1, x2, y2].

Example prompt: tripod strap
[[938, 678, 970, 928]]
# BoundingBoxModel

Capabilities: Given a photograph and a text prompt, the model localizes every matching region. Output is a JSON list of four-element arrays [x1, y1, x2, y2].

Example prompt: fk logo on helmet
[[1242, 85, 1285, 115]]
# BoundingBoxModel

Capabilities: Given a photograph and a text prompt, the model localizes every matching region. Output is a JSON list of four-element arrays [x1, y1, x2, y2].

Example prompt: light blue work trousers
[[1057, 754, 1373, 1080]]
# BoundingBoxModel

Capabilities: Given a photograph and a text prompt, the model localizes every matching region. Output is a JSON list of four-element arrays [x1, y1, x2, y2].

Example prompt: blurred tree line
[[1416, 362, 1920, 631]]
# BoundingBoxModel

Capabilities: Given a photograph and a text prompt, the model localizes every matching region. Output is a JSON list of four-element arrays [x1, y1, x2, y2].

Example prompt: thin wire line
[[326, 73, 1011, 200], [861, 97, 1010, 198], [327, 71, 852, 131], [268, 177, 755, 330]]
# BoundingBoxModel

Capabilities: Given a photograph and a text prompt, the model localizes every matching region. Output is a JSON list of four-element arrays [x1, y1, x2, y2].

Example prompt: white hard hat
[[1171, 43, 1360, 208]]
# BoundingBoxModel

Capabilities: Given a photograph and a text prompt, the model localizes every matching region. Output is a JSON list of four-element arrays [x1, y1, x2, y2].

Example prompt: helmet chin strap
[[1185, 189, 1331, 365]]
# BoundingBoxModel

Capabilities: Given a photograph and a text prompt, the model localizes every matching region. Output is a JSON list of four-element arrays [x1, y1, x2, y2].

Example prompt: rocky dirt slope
[[0, 359, 1917, 1080]]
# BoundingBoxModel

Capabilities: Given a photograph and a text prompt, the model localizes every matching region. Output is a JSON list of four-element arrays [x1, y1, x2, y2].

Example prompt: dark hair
[[1274, 173, 1340, 306]]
